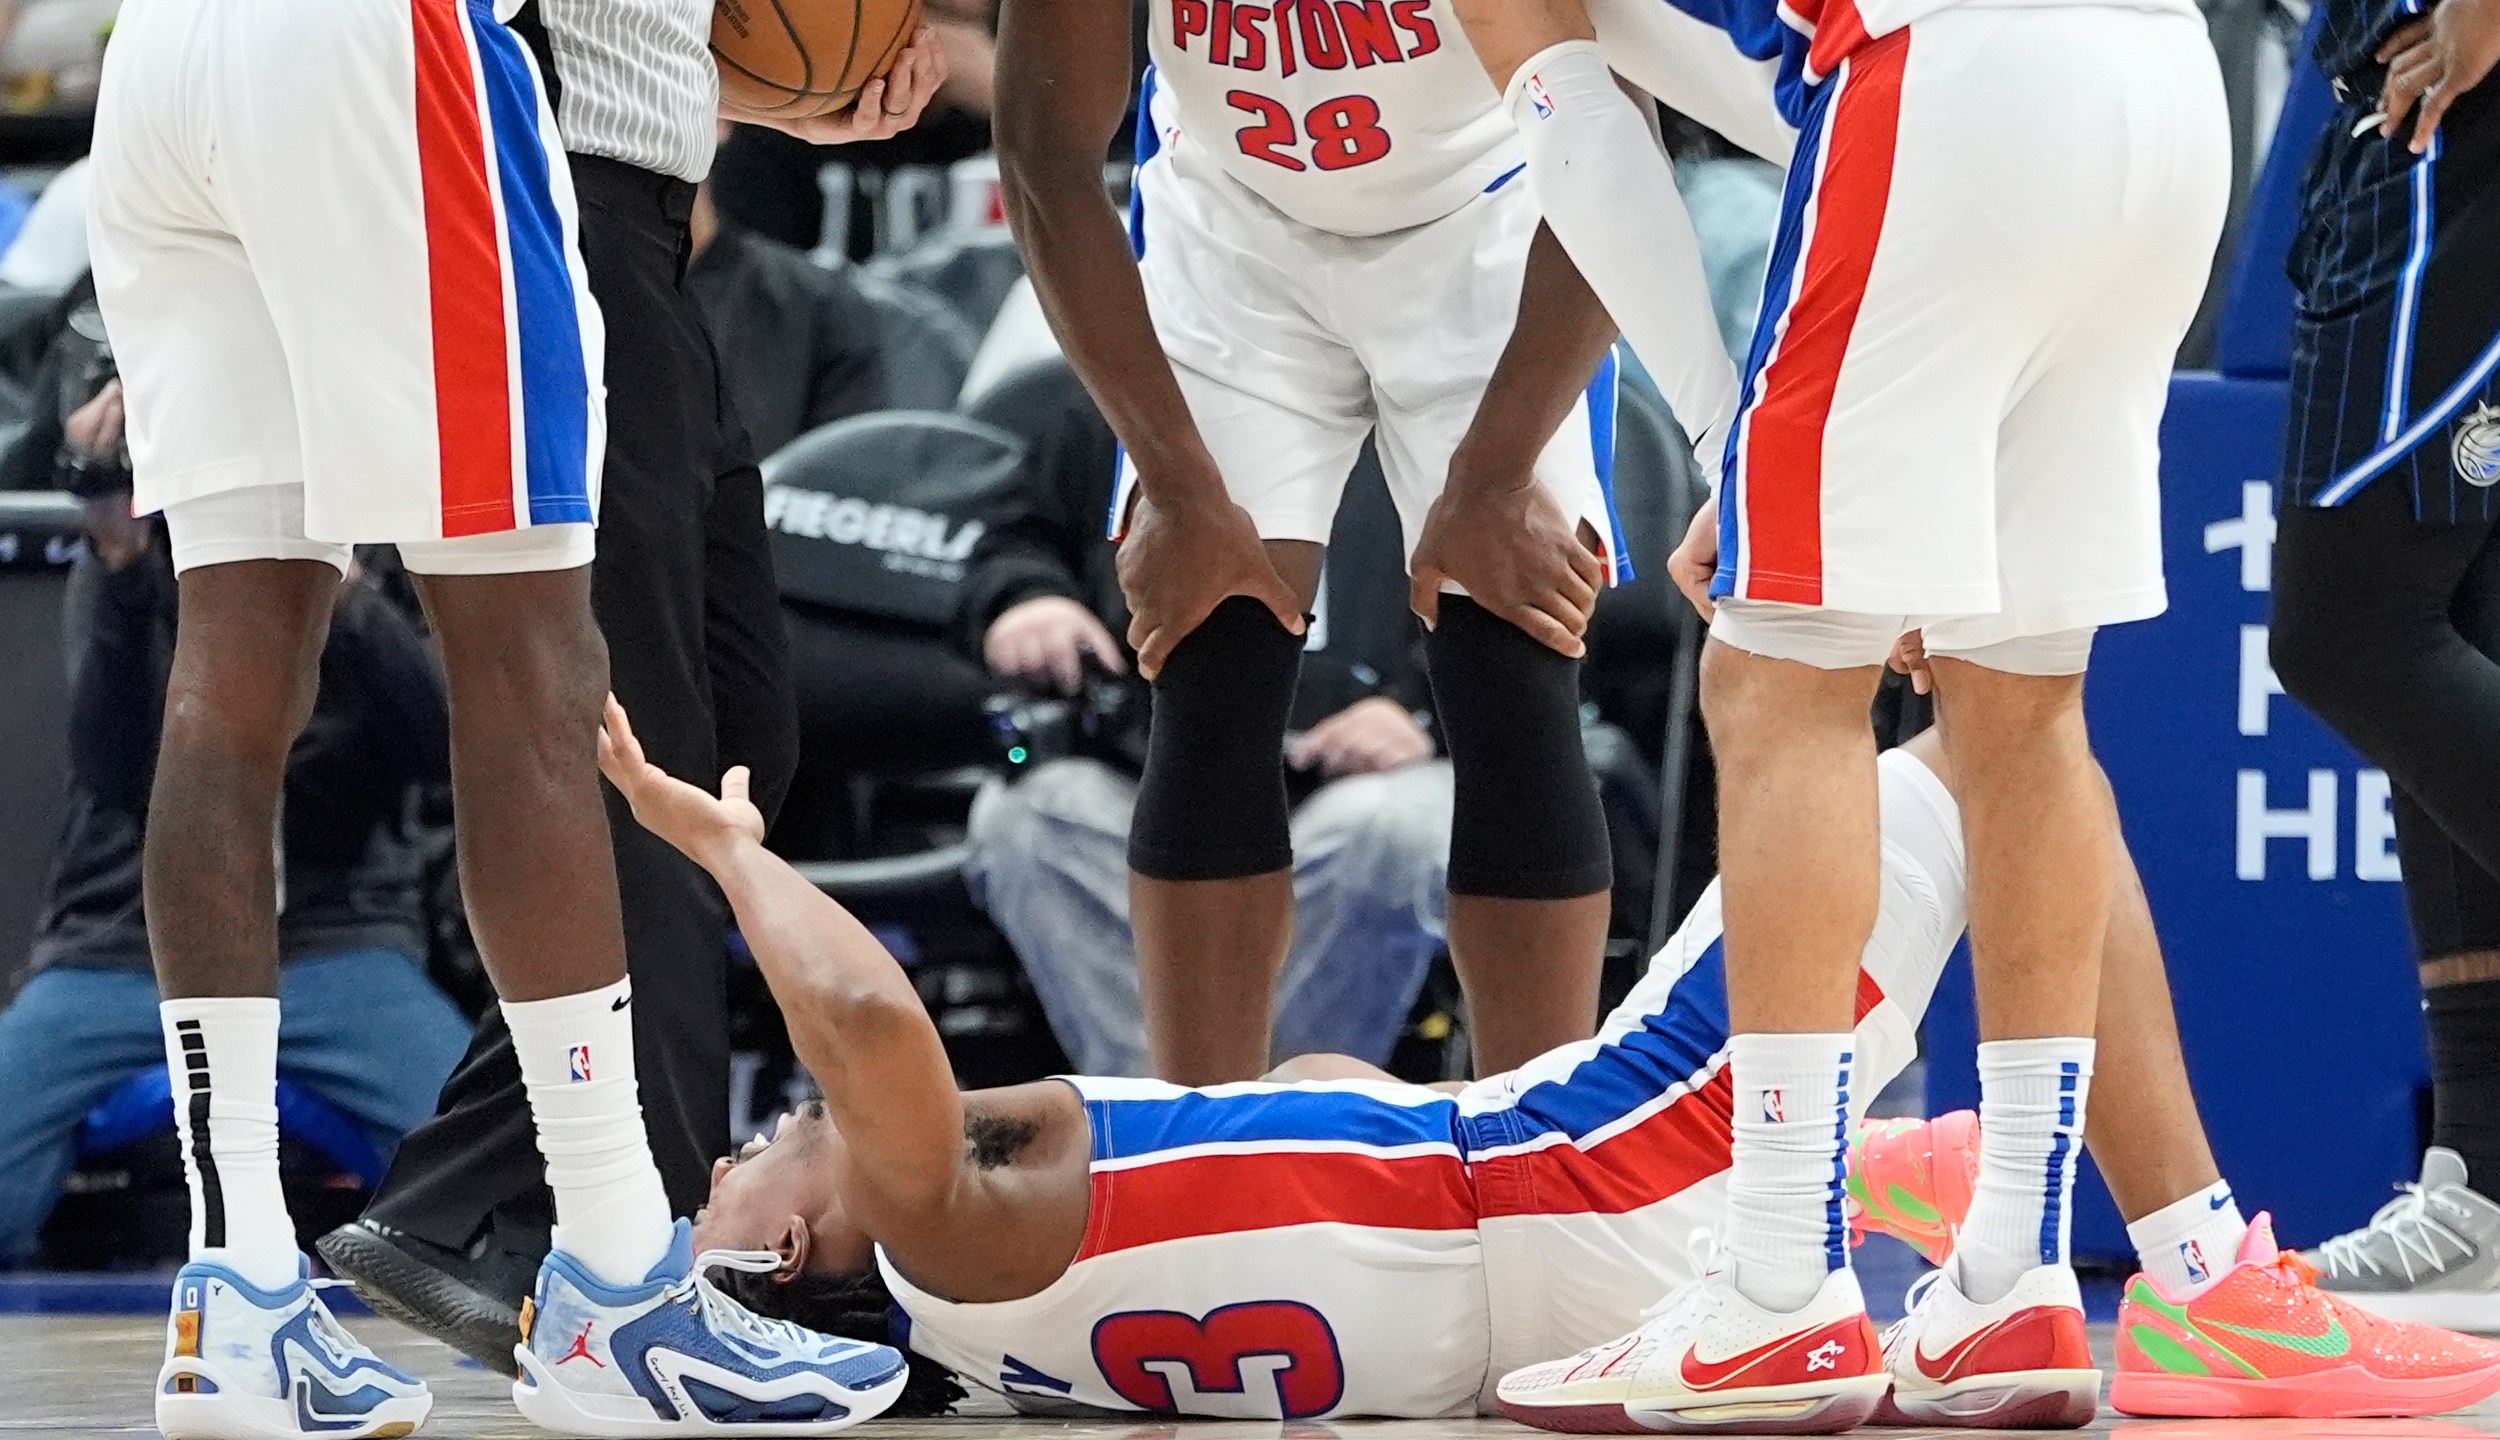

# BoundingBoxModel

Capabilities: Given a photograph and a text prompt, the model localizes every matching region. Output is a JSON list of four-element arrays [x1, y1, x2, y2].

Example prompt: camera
[[983, 670, 1149, 774], [54, 300, 130, 501]]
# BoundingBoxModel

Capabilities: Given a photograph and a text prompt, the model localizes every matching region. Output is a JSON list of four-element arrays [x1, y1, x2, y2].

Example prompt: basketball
[[714, 0, 924, 119]]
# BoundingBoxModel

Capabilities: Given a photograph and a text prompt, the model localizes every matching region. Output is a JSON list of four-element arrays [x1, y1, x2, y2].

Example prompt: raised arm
[[994, 0, 1302, 674], [594, 699, 969, 1252]]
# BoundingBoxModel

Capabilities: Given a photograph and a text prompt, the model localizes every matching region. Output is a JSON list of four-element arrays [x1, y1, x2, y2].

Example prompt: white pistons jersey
[[880, 750, 1971, 1420], [1142, 0, 1521, 235], [883, 1077, 1495, 1419]]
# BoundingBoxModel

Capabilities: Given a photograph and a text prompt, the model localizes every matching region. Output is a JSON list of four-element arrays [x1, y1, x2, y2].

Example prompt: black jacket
[[956, 356, 1434, 734], [684, 224, 887, 460], [30, 545, 449, 974]]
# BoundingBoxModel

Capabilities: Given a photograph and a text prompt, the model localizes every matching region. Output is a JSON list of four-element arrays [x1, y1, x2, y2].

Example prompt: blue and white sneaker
[[157, 1257, 434, 1440], [512, 1220, 907, 1435]]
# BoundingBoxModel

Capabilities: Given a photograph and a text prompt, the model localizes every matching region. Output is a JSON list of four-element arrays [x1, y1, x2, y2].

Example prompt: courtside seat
[[867, 227, 1026, 342], [818, 260, 982, 410]]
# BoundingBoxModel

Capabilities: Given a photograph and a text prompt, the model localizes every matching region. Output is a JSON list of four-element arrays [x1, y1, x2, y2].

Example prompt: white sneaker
[[1875, 1262, 2099, 1428], [512, 1219, 907, 1435], [1498, 1252, 1886, 1434], [156, 1257, 433, 1440]]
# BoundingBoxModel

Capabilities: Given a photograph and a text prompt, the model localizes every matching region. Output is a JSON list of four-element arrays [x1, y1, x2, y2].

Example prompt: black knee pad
[[1427, 595, 1612, 899], [1129, 596, 1305, 881]]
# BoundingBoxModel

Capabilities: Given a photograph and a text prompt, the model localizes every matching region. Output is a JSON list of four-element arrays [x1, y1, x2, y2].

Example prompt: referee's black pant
[[363, 155, 798, 1253]]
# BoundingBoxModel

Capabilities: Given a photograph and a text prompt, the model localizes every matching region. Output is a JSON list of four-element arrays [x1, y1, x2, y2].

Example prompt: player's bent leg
[[1429, 595, 1610, 1072], [1127, 562, 1317, 1084]]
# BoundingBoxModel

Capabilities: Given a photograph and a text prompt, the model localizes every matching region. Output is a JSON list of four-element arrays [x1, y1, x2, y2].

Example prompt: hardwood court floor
[[10, 1316, 2500, 1440]]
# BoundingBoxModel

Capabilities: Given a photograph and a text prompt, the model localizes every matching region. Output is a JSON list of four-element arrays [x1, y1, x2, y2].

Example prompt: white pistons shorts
[[1710, 7, 2230, 651], [1115, 110, 1628, 584], [89, 0, 605, 571]]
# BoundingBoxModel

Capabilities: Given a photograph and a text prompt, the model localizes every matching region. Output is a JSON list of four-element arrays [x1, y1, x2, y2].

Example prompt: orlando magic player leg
[[2269, 1, 2500, 1333], [89, 1, 906, 1434]]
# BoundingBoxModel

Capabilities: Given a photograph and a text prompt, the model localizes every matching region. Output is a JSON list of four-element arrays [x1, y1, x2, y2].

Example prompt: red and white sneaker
[[1498, 1259, 1886, 1434], [1874, 1262, 2100, 1428]]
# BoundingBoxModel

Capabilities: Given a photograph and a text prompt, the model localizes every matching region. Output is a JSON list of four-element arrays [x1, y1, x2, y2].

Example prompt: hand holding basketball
[[716, 0, 949, 143]]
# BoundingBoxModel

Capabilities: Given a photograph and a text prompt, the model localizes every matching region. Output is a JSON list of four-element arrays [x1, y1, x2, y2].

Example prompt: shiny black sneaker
[[316, 1217, 542, 1376]]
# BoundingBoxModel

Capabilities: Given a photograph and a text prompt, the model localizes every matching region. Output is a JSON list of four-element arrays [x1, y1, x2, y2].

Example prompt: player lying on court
[[588, 699, 2500, 1426]]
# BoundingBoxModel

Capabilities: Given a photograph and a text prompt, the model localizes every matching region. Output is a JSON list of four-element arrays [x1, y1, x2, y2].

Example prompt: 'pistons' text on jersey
[[1143, 0, 1519, 235]]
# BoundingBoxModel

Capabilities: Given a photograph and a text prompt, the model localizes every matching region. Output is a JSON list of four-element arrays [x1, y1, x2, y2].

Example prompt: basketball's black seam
[[714, 47, 828, 113], [761, 0, 822, 97], [723, 3, 896, 112], [836, 0, 868, 110]]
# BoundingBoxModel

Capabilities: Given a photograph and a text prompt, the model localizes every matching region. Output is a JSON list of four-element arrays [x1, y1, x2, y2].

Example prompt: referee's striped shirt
[[534, 0, 721, 184]]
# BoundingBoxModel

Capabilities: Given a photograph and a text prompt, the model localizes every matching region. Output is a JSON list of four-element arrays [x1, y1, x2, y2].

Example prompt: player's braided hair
[[712, 1260, 967, 1417]]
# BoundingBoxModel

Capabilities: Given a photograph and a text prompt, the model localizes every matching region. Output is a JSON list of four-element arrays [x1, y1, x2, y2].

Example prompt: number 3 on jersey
[[1228, 92, 1391, 172], [1093, 1301, 1346, 1417]]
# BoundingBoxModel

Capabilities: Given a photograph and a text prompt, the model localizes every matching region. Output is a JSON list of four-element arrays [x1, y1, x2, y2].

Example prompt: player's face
[[692, 1102, 872, 1276]]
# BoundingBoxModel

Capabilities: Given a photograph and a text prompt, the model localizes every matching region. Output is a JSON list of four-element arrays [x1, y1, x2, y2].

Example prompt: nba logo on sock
[[1762, 1089, 1786, 1123], [568, 1045, 593, 1083], [2182, 1238, 2209, 1284], [1526, 74, 1557, 119]]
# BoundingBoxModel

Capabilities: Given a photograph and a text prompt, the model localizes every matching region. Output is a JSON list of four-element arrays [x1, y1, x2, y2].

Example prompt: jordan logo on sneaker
[[1807, 1342, 1844, 1372], [559, 1321, 605, 1368], [568, 1045, 593, 1083]]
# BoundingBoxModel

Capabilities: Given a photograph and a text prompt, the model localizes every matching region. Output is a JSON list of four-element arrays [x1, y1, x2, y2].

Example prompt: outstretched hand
[[597, 697, 766, 870]]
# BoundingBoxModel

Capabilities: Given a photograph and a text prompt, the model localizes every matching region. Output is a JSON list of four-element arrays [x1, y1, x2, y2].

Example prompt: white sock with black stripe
[[1953, 1038, 2096, 1305], [159, 997, 299, 1292], [1722, 1032, 1856, 1313]]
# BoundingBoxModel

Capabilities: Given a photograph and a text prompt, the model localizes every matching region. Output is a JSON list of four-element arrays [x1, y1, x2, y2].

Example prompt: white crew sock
[[504, 979, 674, 1287], [1953, 1038, 2096, 1304], [1722, 1033, 1856, 1313], [2127, 1180, 2249, 1297], [160, 998, 301, 1292], [1503, 40, 1741, 484]]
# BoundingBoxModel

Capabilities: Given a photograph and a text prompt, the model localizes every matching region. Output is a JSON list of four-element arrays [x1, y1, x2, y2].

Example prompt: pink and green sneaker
[[2113, 1213, 2500, 1418], [1845, 1110, 1979, 1266]]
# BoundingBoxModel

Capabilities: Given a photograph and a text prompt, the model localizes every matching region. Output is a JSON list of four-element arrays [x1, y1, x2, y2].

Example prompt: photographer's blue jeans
[[0, 948, 469, 1264], [966, 757, 1453, 1076]]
